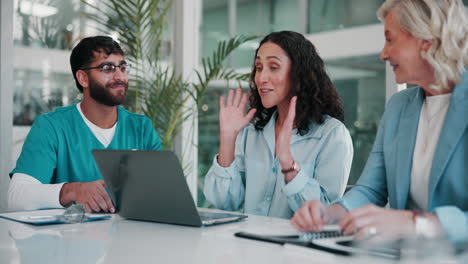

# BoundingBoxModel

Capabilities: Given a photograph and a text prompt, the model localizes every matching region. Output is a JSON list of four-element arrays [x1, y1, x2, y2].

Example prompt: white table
[[0, 209, 393, 264]]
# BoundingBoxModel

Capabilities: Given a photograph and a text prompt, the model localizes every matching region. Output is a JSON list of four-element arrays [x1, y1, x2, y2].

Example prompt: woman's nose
[[379, 47, 389, 61], [258, 70, 269, 83]]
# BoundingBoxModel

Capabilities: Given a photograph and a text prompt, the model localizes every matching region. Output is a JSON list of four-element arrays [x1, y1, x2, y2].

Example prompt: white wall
[[0, 0, 14, 211], [173, 0, 201, 201], [306, 24, 384, 60]]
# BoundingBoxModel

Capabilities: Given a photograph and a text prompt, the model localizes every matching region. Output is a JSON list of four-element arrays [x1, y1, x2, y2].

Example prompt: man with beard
[[8, 36, 162, 213]]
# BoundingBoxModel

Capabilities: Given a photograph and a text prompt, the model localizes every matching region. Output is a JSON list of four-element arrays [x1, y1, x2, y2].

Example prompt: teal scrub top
[[10, 104, 162, 184]]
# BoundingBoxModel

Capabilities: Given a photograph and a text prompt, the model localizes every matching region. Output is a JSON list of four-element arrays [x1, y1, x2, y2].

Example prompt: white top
[[76, 102, 117, 147], [408, 93, 451, 211], [8, 103, 117, 211]]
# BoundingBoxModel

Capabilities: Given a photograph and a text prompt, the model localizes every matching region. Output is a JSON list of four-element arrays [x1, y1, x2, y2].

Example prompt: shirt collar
[[262, 111, 324, 152]]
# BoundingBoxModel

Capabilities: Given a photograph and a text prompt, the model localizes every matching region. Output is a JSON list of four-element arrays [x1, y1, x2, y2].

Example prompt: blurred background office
[[2, 0, 467, 211]]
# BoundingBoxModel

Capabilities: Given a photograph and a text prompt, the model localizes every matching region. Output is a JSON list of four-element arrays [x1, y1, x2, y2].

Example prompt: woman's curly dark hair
[[249, 31, 344, 136]]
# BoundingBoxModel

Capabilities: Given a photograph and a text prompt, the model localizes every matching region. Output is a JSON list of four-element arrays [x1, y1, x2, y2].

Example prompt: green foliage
[[81, 0, 256, 150]]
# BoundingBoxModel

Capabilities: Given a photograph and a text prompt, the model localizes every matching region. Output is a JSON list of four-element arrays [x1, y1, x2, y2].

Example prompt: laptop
[[92, 149, 247, 227]]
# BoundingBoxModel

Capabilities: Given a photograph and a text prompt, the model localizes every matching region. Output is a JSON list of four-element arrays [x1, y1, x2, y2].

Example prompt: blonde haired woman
[[291, 0, 468, 242]]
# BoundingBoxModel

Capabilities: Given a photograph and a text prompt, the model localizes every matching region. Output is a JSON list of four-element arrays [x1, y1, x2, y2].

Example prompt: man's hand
[[60, 180, 115, 213]]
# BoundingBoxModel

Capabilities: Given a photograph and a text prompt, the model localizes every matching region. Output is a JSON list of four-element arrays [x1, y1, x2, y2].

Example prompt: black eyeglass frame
[[80, 63, 131, 74]]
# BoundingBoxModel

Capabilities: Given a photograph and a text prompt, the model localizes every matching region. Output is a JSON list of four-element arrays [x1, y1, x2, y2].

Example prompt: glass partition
[[12, 0, 86, 161], [308, 0, 384, 33], [13, 0, 84, 127], [326, 55, 385, 184]]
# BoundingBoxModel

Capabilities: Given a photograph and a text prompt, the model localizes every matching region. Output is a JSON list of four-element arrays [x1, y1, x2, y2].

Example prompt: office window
[[200, 0, 229, 67], [308, 0, 384, 33], [12, 0, 85, 161], [326, 56, 385, 184], [13, 0, 83, 127], [201, 0, 305, 70]]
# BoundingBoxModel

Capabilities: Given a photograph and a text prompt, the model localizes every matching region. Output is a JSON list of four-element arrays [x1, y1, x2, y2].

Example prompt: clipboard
[[0, 209, 112, 225]]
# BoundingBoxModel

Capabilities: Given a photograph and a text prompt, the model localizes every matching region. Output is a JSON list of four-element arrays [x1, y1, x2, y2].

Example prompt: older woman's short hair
[[377, 0, 468, 91]]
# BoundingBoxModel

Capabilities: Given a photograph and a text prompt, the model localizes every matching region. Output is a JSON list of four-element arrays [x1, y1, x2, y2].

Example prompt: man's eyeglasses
[[81, 63, 131, 74]]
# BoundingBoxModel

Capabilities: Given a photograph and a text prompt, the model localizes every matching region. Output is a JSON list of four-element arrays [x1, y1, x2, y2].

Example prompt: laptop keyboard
[[198, 211, 243, 221]]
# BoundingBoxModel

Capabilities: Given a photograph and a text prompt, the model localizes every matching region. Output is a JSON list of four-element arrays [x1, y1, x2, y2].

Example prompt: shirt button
[[265, 197, 272, 201], [272, 168, 276, 173]]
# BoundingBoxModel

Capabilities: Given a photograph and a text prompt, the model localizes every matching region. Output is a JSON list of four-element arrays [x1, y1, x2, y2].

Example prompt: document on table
[[240, 219, 340, 236], [0, 209, 111, 225]]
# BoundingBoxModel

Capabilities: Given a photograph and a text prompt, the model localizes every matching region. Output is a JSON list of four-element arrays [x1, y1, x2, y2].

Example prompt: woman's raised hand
[[275, 96, 297, 162], [219, 88, 256, 136], [276, 96, 297, 182], [217, 88, 256, 167]]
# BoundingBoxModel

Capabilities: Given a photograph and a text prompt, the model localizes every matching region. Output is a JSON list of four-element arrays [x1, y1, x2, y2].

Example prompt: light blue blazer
[[340, 71, 468, 242]]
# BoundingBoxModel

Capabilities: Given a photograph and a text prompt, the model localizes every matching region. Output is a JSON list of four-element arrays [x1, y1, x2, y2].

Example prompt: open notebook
[[234, 225, 401, 259]]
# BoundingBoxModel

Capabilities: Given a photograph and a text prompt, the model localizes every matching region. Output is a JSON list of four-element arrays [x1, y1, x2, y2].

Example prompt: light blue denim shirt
[[204, 113, 353, 219]]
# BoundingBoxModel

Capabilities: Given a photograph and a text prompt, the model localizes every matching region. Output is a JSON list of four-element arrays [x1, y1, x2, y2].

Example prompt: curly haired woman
[[204, 31, 353, 219]]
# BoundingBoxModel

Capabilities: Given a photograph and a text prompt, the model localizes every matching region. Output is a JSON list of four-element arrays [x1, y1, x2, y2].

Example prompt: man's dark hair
[[70, 36, 125, 92], [249, 31, 344, 135]]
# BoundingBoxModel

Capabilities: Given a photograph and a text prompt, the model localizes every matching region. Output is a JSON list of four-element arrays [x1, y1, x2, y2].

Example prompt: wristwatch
[[281, 160, 301, 174], [412, 211, 438, 238]]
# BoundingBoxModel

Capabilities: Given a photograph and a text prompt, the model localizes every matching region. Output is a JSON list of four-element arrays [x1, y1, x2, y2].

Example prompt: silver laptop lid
[[92, 150, 203, 226]]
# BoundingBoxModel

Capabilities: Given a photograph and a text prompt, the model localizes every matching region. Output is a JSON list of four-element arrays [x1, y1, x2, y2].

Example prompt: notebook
[[92, 149, 247, 227], [234, 226, 401, 259]]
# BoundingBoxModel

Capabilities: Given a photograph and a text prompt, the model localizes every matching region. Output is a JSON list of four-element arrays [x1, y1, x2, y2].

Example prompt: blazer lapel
[[428, 74, 468, 208], [395, 89, 424, 209]]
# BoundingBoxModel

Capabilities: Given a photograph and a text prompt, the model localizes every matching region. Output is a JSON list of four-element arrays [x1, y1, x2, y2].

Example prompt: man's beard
[[89, 78, 128, 106]]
